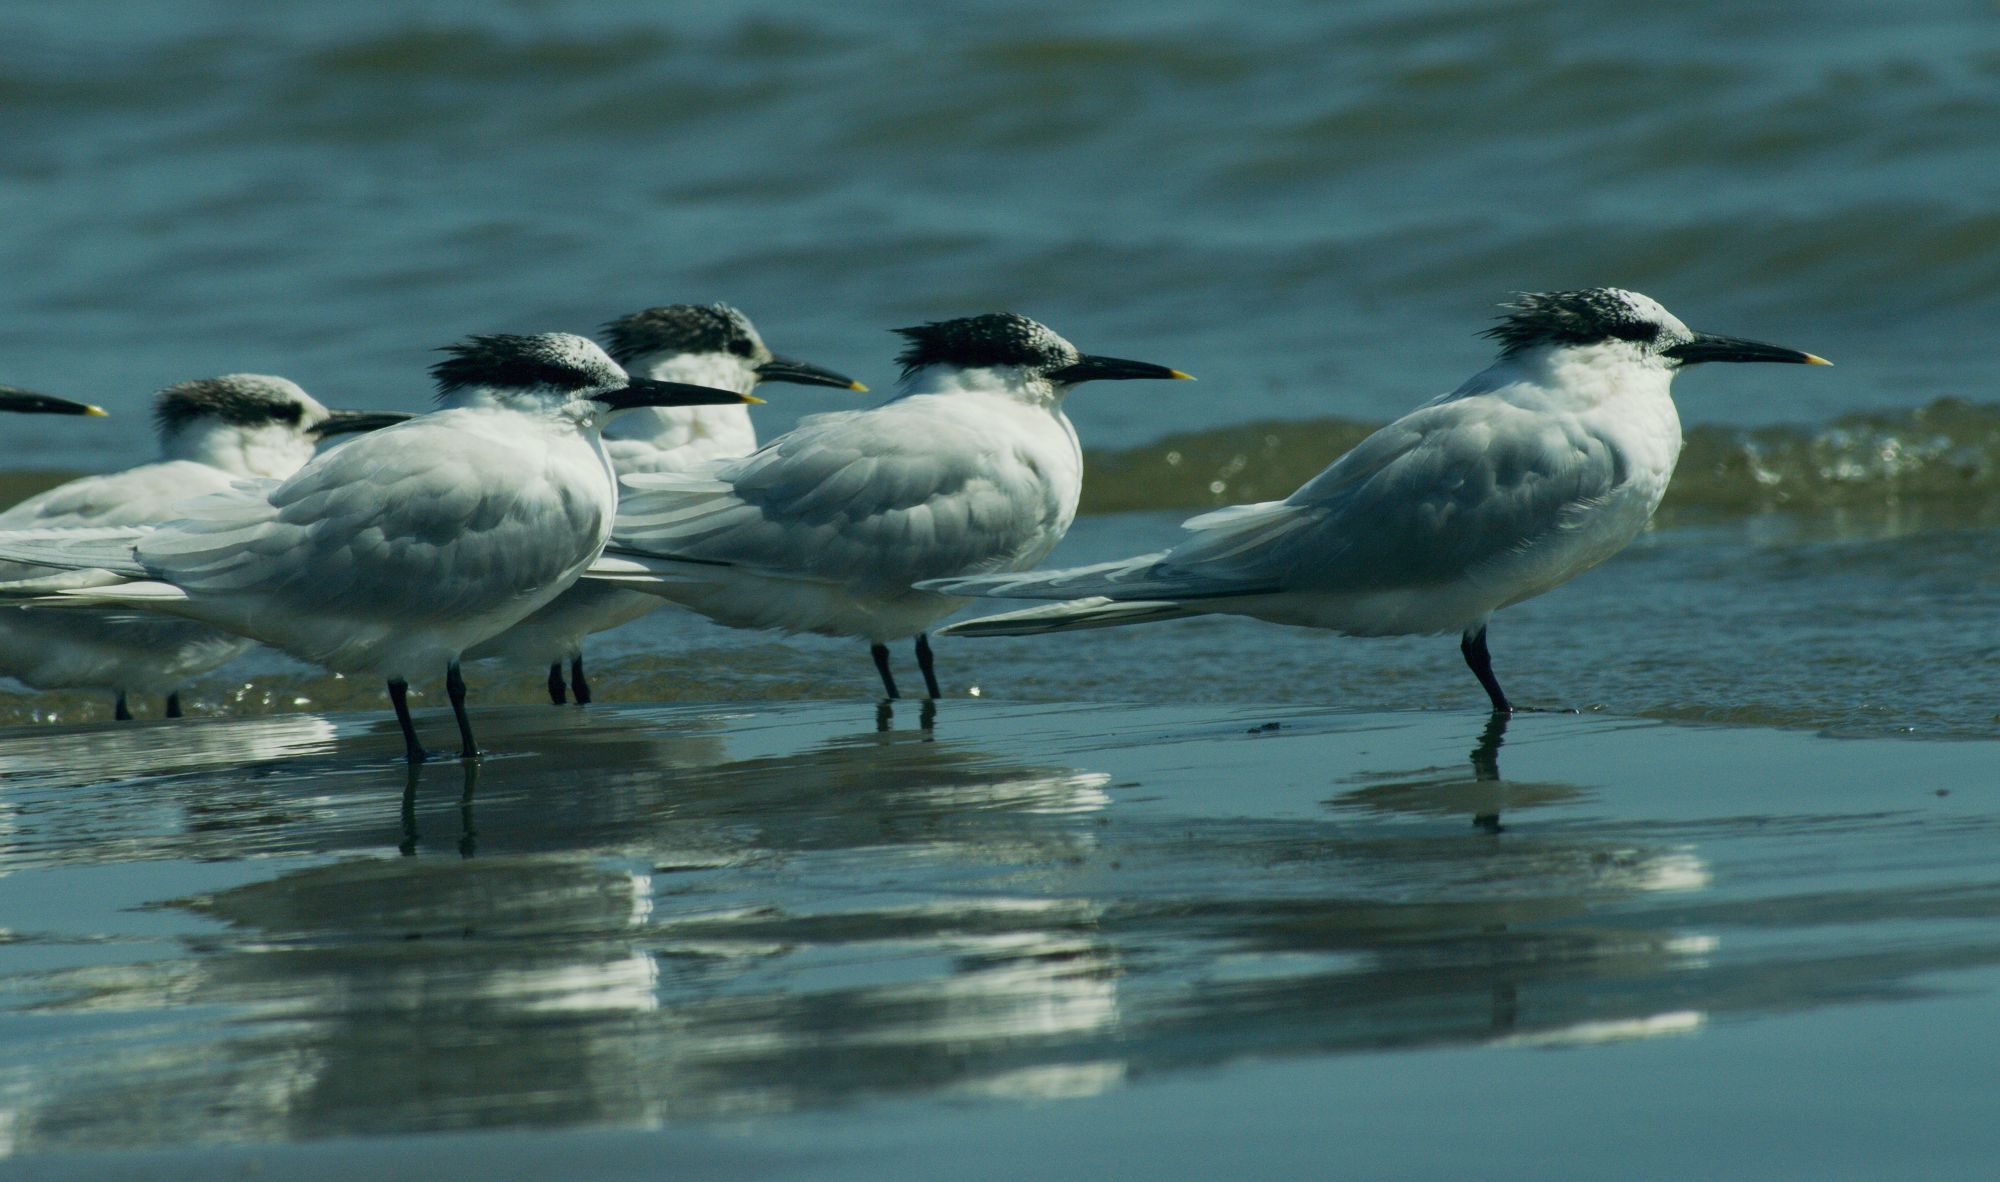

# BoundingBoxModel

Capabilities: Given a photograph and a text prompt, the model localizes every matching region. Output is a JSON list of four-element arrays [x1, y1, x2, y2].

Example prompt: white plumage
[[0, 335, 750, 759], [588, 312, 1191, 699], [925, 290, 1829, 711], [464, 304, 862, 705], [0, 376, 403, 718]]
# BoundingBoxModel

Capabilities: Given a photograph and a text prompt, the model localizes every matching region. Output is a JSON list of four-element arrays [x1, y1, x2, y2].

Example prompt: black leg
[[114, 691, 132, 721], [914, 633, 941, 699], [388, 678, 429, 763], [1460, 625, 1513, 714], [570, 655, 592, 706], [164, 691, 183, 719], [546, 662, 567, 706], [445, 661, 480, 760], [871, 642, 899, 699]]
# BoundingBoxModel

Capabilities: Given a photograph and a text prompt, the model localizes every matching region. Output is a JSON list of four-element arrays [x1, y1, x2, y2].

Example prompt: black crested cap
[[1481, 289, 1664, 355], [153, 375, 308, 437], [601, 304, 759, 366], [893, 313, 1076, 379], [430, 333, 616, 400]]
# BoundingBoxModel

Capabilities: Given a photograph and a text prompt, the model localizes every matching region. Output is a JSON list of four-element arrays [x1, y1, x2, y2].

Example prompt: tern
[[587, 312, 1191, 699], [463, 304, 863, 706], [0, 375, 406, 719], [0, 335, 752, 760], [922, 289, 1829, 712]]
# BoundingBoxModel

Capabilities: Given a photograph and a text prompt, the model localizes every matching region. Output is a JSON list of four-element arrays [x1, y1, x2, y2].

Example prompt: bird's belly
[[1488, 480, 1664, 611], [652, 573, 960, 645], [465, 581, 664, 666]]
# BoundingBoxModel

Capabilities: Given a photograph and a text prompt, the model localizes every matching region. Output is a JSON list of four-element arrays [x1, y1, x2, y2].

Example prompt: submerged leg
[[388, 677, 429, 764], [164, 691, 183, 719], [445, 661, 480, 760], [114, 691, 132, 721], [1460, 625, 1513, 714], [871, 642, 900, 699], [546, 662, 567, 706], [914, 633, 942, 700], [569, 655, 592, 706]]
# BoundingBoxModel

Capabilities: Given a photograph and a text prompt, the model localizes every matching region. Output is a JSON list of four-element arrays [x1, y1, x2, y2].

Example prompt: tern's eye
[[1610, 320, 1657, 343], [728, 339, 755, 358]]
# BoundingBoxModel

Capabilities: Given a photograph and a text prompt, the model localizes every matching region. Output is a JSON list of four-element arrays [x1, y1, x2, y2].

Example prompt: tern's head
[[154, 374, 407, 478], [1484, 289, 1830, 372], [431, 332, 756, 423], [0, 385, 106, 417], [892, 312, 1191, 403], [602, 304, 864, 397]]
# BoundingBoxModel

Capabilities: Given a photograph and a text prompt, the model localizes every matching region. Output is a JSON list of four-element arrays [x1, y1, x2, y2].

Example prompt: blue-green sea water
[[1, 2, 1998, 1176]]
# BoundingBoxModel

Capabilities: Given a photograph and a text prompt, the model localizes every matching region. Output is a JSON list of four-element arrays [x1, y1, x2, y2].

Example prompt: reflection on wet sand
[[0, 703, 1997, 1153], [1330, 712, 1589, 834]]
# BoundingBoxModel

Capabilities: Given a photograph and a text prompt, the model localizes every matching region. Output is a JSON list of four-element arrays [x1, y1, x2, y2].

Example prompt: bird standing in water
[[0, 376, 404, 719], [0, 335, 752, 760], [464, 304, 862, 706], [590, 312, 1192, 699], [926, 289, 1829, 712]]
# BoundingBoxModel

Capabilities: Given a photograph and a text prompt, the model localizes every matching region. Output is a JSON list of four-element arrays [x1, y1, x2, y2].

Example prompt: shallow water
[[4, 509, 1994, 741], [4, 0, 2000, 1175], [2, 701, 1999, 1178]]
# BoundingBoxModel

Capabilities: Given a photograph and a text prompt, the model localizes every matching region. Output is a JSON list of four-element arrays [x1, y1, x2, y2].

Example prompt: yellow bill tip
[[848, 380, 870, 392], [1802, 353, 1833, 367], [1168, 369, 1196, 381], [83, 404, 110, 416], [742, 393, 767, 405]]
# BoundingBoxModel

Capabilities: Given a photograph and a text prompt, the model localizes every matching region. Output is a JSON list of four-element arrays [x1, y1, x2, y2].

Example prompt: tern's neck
[[898, 364, 1062, 408], [604, 350, 757, 450], [161, 422, 317, 479], [436, 387, 604, 437], [1453, 342, 1677, 413]]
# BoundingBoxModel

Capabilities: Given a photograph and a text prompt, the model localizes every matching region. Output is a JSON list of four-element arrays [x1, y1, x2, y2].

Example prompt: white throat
[[603, 350, 758, 459], [161, 421, 320, 479], [900, 363, 1064, 408]]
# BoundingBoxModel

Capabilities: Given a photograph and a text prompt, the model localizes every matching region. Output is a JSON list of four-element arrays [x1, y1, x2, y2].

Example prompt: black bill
[[1663, 334, 1832, 367], [756, 354, 867, 391], [0, 385, 107, 417], [1046, 354, 1196, 384], [595, 377, 763, 411]]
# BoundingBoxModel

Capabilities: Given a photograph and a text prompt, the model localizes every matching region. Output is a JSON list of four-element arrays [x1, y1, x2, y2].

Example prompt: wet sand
[[2, 698, 1997, 1178]]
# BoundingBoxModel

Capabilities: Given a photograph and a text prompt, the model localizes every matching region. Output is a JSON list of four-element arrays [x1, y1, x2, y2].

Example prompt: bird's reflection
[[1471, 711, 1505, 833], [400, 759, 479, 858], [876, 696, 938, 734], [1330, 710, 1585, 831], [0, 703, 1798, 1156]]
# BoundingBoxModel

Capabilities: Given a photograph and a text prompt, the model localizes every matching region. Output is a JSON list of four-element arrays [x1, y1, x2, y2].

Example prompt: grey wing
[[615, 411, 1064, 590], [136, 425, 597, 616], [0, 463, 234, 581], [1170, 400, 1627, 593]]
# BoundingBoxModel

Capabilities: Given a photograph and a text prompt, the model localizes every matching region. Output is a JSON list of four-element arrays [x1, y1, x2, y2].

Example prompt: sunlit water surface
[[3, 0, 1999, 1175], [1, 701, 1998, 1179]]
